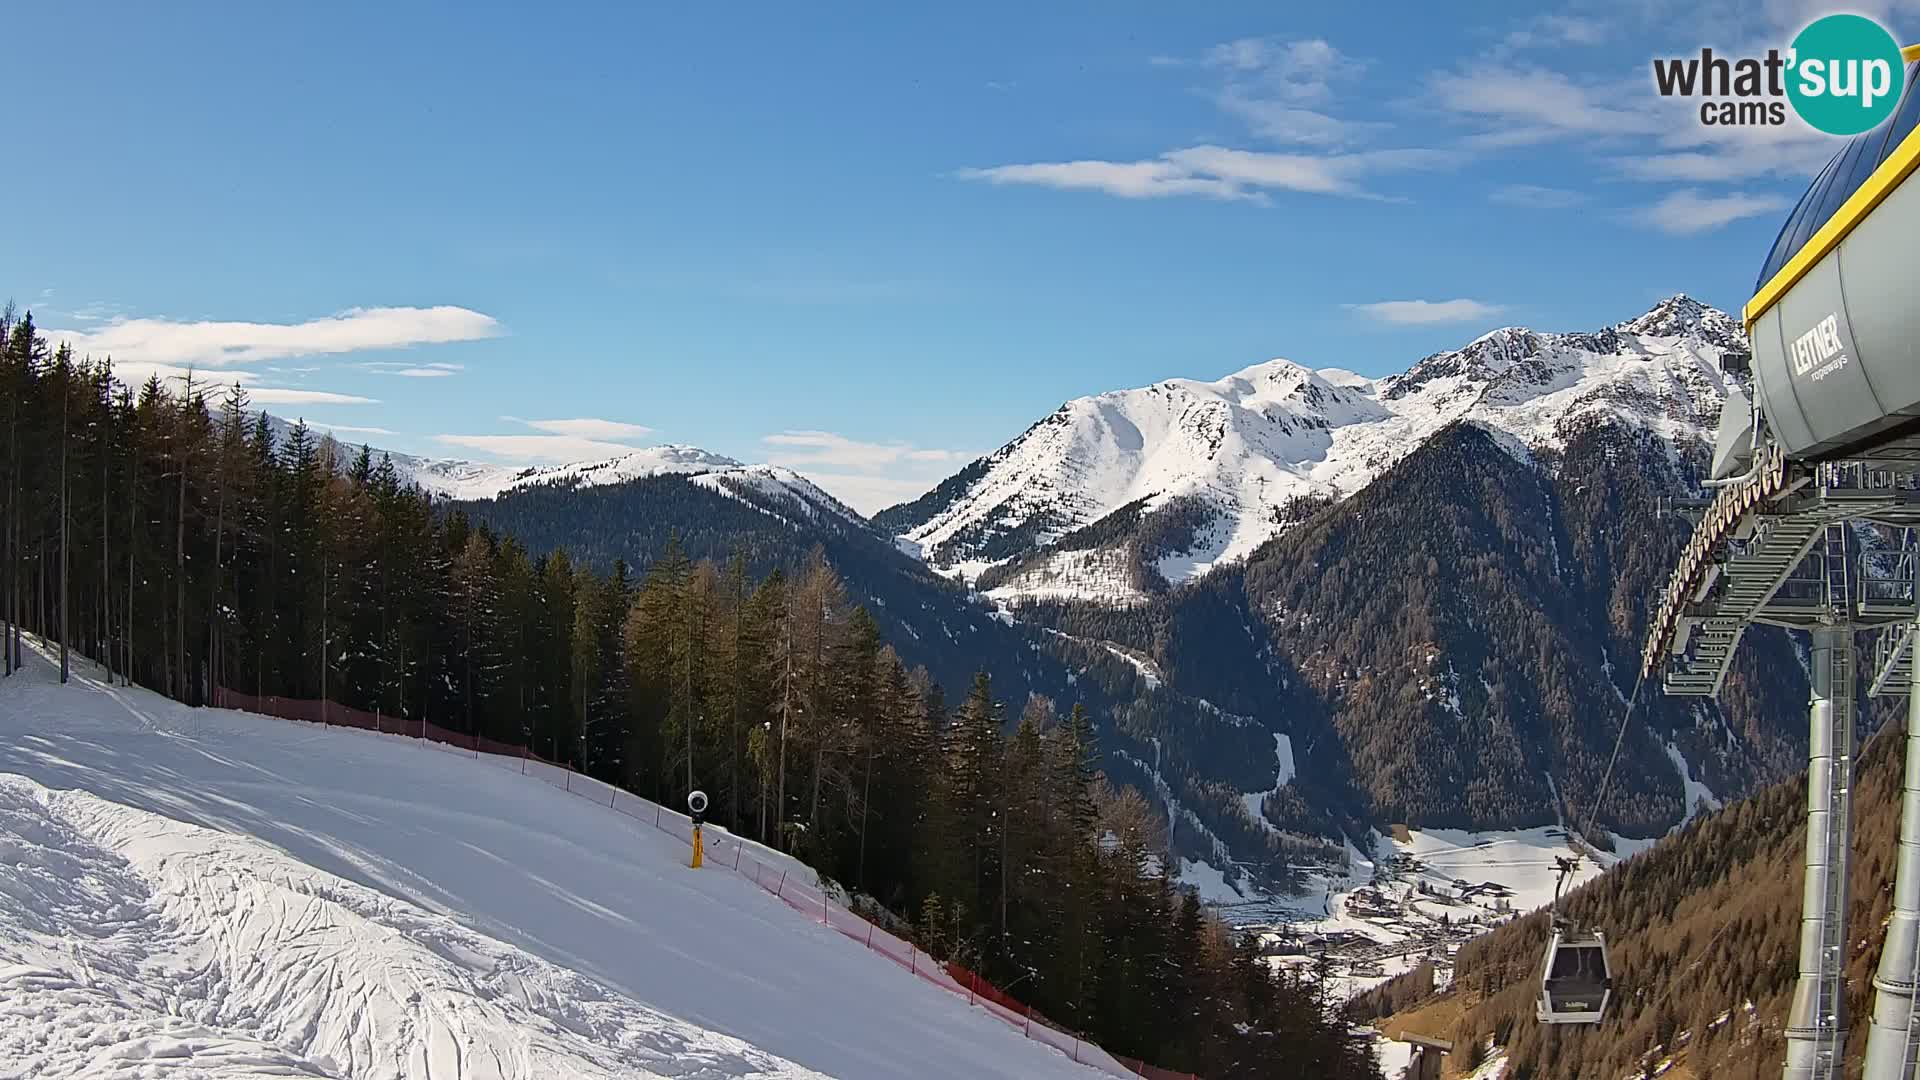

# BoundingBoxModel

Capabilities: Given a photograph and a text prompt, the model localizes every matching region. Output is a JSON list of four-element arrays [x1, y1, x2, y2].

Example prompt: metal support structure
[[1865, 632, 1920, 1079], [1786, 623, 1857, 1080]]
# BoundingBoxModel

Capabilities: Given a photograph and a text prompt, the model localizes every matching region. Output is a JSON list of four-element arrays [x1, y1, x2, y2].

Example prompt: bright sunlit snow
[[903, 298, 1742, 602], [0, 643, 1105, 1080]]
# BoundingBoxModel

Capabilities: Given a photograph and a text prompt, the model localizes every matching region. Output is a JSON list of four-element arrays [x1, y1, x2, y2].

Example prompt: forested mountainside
[[0, 310, 1379, 1078], [1355, 700, 1909, 1080], [459, 470, 1363, 879], [462, 300, 1812, 847], [1013, 418, 1808, 835]]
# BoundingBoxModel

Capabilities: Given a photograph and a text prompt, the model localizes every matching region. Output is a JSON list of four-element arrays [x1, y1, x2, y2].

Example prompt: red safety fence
[[210, 687, 1198, 1079]]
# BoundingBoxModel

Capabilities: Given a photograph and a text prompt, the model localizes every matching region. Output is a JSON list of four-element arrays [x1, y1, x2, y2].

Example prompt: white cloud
[[1213, 91, 1358, 146], [1430, 67, 1657, 138], [1621, 120, 1838, 183], [962, 144, 1453, 203], [1501, 14, 1609, 51], [763, 430, 970, 470], [248, 388, 380, 406], [40, 306, 500, 368], [761, 431, 975, 515], [1347, 298, 1507, 324], [434, 434, 645, 462], [802, 472, 960, 517], [1203, 37, 1351, 106], [1632, 188, 1793, 234], [365, 359, 466, 377], [432, 418, 657, 464], [309, 423, 398, 437], [1490, 184, 1587, 208], [958, 159, 1262, 202], [1182, 37, 1375, 147], [514, 417, 655, 440], [113, 362, 262, 389]]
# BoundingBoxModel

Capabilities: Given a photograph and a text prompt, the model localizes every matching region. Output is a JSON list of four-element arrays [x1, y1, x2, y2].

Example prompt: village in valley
[[1190, 824, 1635, 1005]]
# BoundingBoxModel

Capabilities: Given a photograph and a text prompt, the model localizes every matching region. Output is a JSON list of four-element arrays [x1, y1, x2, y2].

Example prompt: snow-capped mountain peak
[[249, 415, 864, 528], [882, 296, 1743, 603], [1618, 292, 1744, 346], [490, 444, 747, 493]]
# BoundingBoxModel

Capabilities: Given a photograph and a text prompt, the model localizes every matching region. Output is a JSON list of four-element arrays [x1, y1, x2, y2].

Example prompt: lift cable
[[1571, 667, 1652, 859]]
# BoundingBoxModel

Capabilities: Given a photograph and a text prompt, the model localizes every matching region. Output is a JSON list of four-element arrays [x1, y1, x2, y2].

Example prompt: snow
[[0, 643, 1106, 1080], [1271, 734, 1295, 786], [0, 773, 823, 1080], [691, 465, 866, 525], [493, 445, 748, 493], [283, 421, 866, 530], [983, 549, 1143, 606], [899, 297, 1741, 601], [1665, 742, 1722, 823], [1152, 514, 1235, 588], [1467, 1055, 1508, 1079], [1371, 1034, 1415, 1080], [1396, 826, 1616, 916], [1101, 645, 1161, 690], [1239, 734, 1295, 836], [1176, 859, 1252, 904]]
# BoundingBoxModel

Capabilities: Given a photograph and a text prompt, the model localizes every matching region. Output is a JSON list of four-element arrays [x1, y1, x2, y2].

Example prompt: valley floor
[[0, 642, 1105, 1080], [1190, 826, 1657, 1079]]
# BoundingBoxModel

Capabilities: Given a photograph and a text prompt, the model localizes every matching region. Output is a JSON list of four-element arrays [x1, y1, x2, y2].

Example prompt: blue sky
[[15, 1, 1911, 511]]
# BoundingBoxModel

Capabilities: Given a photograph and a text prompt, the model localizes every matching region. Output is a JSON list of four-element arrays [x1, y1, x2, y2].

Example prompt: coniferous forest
[[0, 309, 1380, 1078], [1351, 699, 1911, 1079]]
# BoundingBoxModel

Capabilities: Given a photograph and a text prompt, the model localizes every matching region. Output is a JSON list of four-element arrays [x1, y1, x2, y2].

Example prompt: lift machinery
[[1640, 49, 1920, 1080]]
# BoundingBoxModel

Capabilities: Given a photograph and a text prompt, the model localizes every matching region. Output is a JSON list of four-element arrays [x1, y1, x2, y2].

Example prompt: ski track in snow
[[0, 644, 1104, 1080], [0, 774, 821, 1080]]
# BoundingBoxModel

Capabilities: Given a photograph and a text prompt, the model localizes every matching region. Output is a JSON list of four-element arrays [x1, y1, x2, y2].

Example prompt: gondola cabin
[[1536, 927, 1612, 1025]]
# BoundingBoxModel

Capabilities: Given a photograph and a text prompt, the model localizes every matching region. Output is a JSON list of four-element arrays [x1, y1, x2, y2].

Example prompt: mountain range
[[306, 295, 1806, 894], [875, 295, 1745, 604]]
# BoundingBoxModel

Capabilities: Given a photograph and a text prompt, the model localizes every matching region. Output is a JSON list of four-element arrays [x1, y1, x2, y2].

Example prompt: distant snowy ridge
[[888, 295, 1745, 603], [452, 444, 747, 496], [251, 416, 865, 526]]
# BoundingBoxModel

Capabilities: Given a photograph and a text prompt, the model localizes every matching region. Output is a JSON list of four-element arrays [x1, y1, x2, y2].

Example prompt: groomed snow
[[0, 643, 1106, 1080], [0, 773, 824, 1080]]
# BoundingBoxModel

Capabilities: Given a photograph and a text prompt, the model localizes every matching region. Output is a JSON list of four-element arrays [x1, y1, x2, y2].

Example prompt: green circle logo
[[1787, 14, 1906, 135]]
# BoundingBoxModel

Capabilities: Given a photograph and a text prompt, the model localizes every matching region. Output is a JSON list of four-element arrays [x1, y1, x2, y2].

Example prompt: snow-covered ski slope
[[0, 643, 1105, 1080]]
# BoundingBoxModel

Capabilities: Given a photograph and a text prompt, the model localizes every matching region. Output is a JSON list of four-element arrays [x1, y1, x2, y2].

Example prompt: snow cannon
[[688, 790, 708, 869]]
